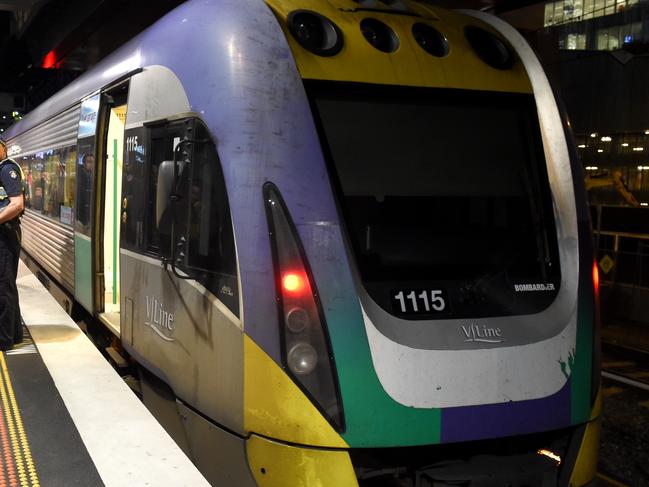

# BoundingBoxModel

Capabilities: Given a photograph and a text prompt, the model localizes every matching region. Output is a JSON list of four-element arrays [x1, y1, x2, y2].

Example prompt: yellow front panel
[[243, 335, 348, 448], [265, 0, 532, 93], [246, 434, 357, 487], [569, 390, 601, 486]]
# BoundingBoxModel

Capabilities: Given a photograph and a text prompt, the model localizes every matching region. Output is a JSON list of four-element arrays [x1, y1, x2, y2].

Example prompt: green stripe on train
[[571, 291, 594, 424], [74, 233, 93, 312]]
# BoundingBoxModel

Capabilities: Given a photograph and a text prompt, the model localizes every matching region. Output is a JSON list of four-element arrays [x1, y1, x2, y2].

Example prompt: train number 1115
[[392, 289, 447, 314]]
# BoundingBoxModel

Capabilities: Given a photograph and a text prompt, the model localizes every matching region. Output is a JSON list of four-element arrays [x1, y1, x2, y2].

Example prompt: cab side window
[[141, 118, 238, 314], [186, 122, 236, 277], [146, 121, 187, 256]]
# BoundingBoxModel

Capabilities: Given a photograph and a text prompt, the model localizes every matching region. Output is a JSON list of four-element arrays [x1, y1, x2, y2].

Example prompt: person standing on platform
[[0, 139, 24, 350]]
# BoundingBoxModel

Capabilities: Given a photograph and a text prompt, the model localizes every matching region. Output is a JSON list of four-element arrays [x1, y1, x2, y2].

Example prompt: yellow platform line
[[0, 354, 39, 487]]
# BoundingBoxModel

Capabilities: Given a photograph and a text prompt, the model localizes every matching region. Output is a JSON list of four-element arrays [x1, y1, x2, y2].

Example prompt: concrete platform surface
[[16, 260, 210, 487]]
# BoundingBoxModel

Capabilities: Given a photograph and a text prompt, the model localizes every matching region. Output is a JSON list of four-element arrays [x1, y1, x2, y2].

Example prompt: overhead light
[[645, 130, 649, 135], [597, 149, 604, 153], [586, 166, 598, 170], [633, 147, 644, 151], [621, 143, 629, 147], [637, 166, 649, 170], [578, 144, 586, 148], [601, 136, 612, 142], [537, 449, 561, 465], [641, 203, 649, 207], [590, 133, 597, 138]]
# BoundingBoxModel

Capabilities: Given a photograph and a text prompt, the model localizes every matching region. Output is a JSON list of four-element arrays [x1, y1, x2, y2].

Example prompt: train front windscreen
[[309, 83, 561, 320]]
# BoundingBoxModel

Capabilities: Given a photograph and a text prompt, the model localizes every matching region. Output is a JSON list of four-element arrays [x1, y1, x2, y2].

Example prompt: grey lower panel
[[177, 402, 257, 487], [121, 250, 244, 434], [21, 210, 75, 292]]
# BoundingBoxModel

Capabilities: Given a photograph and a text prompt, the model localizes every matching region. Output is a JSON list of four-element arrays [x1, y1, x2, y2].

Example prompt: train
[[4, 0, 601, 485]]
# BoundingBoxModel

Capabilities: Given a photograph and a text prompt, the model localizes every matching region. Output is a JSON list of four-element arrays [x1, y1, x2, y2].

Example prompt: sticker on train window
[[391, 289, 449, 315]]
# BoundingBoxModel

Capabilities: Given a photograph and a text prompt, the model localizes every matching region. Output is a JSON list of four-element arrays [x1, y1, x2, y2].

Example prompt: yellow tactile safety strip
[[0, 354, 39, 487]]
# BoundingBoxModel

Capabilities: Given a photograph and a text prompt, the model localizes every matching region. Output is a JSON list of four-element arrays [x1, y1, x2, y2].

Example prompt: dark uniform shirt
[[0, 157, 23, 349], [0, 159, 23, 212]]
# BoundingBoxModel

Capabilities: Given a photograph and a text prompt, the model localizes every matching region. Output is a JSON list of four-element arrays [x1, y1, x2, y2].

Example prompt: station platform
[[2, 260, 211, 487]]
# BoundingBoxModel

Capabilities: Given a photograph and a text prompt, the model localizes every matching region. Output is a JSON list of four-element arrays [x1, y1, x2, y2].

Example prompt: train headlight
[[286, 307, 310, 333], [288, 343, 318, 376], [360, 18, 399, 53], [412, 23, 448, 57], [264, 183, 345, 431], [288, 11, 343, 57], [464, 25, 514, 70]]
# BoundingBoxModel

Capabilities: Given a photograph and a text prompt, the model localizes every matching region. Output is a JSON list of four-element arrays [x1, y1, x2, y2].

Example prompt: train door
[[98, 84, 128, 334], [75, 94, 101, 312]]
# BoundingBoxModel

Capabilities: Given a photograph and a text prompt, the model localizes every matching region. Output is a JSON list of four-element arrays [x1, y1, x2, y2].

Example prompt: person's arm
[[0, 194, 24, 224]]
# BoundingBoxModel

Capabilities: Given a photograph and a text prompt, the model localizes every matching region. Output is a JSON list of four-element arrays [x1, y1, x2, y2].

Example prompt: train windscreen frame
[[307, 82, 561, 320]]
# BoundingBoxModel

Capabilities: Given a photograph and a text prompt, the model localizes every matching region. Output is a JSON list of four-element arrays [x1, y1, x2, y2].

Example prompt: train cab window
[[185, 122, 237, 279], [145, 120, 188, 255], [143, 118, 238, 313], [308, 82, 561, 319]]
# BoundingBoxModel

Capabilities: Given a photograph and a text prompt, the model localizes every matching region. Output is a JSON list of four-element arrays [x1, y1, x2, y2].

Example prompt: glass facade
[[546, 0, 647, 50], [545, 0, 641, 26]]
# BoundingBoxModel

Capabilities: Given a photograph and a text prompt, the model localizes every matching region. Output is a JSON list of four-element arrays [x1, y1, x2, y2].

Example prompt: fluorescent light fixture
[[621, 143, 629, 147], [578, 144, 586, 148], [537, 449, 561, 465], [601, 136, 612, 142], [586, 166, 598, 170], [590, 133, 597, 138], [597, 149, 603, 153], [641, 203, 649, 207], [633, 147, 644, 151]]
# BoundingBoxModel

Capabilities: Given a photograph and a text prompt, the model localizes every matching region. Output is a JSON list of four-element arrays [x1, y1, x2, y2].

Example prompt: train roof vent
[[288, 10, 344, 57], [360, 18, 400, 53], [412, 23, 448, 57], [464, 26, 515, 70]]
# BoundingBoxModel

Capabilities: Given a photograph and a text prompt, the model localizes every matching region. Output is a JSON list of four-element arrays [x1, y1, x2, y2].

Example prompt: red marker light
[[592, 261, 599, 292], [42, 50, 57, 69], [283, 273, 304, 293]]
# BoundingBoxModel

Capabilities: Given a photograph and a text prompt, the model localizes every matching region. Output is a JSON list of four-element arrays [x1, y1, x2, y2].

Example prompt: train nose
[[245, 435, 357, 487]]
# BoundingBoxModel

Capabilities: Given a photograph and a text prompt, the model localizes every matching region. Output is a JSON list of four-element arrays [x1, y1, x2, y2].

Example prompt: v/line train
[[5, 0, 600, 485]]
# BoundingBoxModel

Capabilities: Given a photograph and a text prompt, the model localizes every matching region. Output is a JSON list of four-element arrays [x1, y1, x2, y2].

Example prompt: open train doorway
[[98, 86, 128, 335]]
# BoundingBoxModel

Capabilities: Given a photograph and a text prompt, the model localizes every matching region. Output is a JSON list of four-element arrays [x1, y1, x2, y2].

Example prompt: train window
[[77, 138, 96, 233], [185, 121, 237, 279], [142, 118, 237, 312], [19, 145, 77, 226], [122, 126, 147, 250], [182, 121, 238, 310], [308, 82, 561, 319], [145, 120, 188, 256]]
